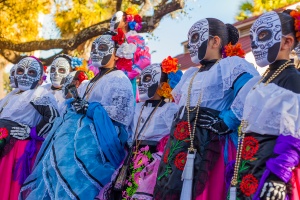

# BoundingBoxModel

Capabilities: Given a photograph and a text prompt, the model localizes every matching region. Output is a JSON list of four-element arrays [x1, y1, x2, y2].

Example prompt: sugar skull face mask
[[110, 11, 124, 31], [9, 65, 17, 88], [15, 57, 42, 91], [50, 57, 71, 88], [138, 64, 162, 101], [250, 11, 282, 67], [187, 19, 209, 64], [90, 35, 115, 68]]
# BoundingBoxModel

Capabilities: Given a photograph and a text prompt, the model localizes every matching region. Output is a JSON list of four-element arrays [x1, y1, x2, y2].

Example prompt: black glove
[[260, 174, 287, 200], [197, 110, 231, 134], [10, 123, 30, 140], [71, 98, 89, 114]]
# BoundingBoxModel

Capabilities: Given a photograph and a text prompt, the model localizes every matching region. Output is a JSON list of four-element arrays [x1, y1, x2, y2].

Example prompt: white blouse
[[130, 102, 179, 142], [42, 83, 65, 113], [0, 86, 57, 127], [78, 70, 134, 127]]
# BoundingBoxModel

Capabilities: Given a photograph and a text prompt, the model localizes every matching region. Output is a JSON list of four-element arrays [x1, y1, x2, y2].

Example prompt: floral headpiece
[[125, 6, 143, 31], [71, 57, 83, 69], [157, 56, 183, 100], [222, 42, 246, 58], [112, 28, 137, 72], [290, 6, 300, 42], [74, 60, 95, 80]]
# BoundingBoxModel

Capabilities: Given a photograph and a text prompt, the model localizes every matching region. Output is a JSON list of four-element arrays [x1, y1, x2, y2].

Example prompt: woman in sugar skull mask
[[153, 18, 259, 200], [106, 58, 181, 200], [43, 54, 81, 112], [0, 56, 59, 200], [20, 33, 134, 200], [109, 7, 151, 101], [229, 9, 300, 200]]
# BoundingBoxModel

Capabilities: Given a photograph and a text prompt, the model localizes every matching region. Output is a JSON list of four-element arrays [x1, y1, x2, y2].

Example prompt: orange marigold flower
[[223, 42, 246, 58], [125, 6, 139, 16], [157, 82, 173, 99], [290, 8, 300, 42], [161, 56, 179, 74]]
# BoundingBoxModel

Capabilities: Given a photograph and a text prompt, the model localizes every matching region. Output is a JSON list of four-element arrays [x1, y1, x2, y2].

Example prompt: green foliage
[[235, 0, 299, 21]]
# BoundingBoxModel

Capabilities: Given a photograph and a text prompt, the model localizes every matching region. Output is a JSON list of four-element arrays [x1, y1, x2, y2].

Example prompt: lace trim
[[31, 96, 56, 108], [89, 123, 106, 163], [43, 152, 55, 200]]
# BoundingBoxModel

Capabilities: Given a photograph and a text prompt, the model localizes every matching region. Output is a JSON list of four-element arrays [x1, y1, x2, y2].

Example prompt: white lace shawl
[[172, 56, 259, 110], [78, 70, 134, 127], [42, 83, 66, 113], [0, 86, 58, 127], [231, 77, 300, 138]]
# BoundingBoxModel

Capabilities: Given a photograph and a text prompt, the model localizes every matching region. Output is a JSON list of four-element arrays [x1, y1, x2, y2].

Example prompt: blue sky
[[146, 0, 243, 63]]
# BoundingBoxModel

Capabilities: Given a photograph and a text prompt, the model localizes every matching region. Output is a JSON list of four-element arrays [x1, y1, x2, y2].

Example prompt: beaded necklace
[[230, 60, 293, 198]]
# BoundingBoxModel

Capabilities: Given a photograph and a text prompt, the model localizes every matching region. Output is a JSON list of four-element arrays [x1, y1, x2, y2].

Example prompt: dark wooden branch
[[116, 0, 123, 11], [0, 0, 184, 54]]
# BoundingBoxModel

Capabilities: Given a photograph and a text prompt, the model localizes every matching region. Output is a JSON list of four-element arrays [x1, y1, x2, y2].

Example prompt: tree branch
[[0, 0, 184, 53], [116, 0, 123, 12]]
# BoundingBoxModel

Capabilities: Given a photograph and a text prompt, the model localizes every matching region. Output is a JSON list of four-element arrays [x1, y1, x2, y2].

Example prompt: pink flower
[[89, 65, 99, 76], [127, 181, 132, 187], [134, 171, 141, 184], [133, 153, 149, 169], [126, 15, 134, 22], [140, 145, 149, 152], [135, 23, 142, 31]]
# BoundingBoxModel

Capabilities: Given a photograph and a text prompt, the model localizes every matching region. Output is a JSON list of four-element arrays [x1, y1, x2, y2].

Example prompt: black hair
[[278, 9, 299, 48], [206, 18, 239, 48], [160, 71, 168, 83]]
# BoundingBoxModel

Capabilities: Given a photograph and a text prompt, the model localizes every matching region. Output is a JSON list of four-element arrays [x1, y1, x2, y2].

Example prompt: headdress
[[290, 6, 300, 42], [125, 6, 143, 31]]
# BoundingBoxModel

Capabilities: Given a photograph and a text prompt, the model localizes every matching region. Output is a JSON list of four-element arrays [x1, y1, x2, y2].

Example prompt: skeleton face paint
[[90, 35, 115, 68], [62, 71, 77, 99], [50, 57, 71, 88], [15, 57, 42, 91], [138, 64, 162, 101], [9, 65, 17, 88], [187, 19, 209, 64], [110, 11, 124, 31], [250, 11, 282, 67]]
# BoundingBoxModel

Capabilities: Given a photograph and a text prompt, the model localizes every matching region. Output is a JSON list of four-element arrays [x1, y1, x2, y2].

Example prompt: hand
[[71, 98, 89, 114], [197, 110, 231, 134], [10, 124, 30, 140], [260, 180, 287, 200]]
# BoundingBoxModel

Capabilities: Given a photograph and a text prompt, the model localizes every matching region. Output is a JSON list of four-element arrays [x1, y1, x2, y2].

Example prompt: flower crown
[[157, 56, 183, 100], [125, 6, 143, 31], [112, 28, 137, 72], [74, 60, 95, 80], [222, 42, 246, 58], [290, 6, 300, 42]]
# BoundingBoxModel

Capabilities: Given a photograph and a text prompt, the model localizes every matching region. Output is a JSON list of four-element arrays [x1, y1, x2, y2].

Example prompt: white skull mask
[[138, 64, 162, 101], [250, 11, 282, 67], [187, 19, 209, 64], [110, 11, 124, 31], [9, 65, 17, 88], [50, 57, 71, 88], [15, 57, 42, 91], [62, 71, 77, 99], [90, 35, 115, 68]]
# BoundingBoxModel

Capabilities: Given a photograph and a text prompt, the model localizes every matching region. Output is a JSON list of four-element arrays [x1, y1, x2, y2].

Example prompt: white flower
[[116, 43, 137, 59]]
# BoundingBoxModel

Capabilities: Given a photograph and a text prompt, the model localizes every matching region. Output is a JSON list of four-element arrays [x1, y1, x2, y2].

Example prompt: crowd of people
[[0, 5, 300, 200]]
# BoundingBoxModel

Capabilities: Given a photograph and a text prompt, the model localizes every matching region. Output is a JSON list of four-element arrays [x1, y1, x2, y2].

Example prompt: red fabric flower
[[240, 174, 259, 197], [112, 28, 125, 45], [241, 136, 259, 160], [174, 121, 190, 141], [174, 152, 187, 170], [77, 71, 88, 83], [116, 58, 133, 72], [0, 127, 9, 140], [134, 15, 142, 23], [161, 56, 179, 73], [163, 148, 170, 163], [43, 66, 47, 73]]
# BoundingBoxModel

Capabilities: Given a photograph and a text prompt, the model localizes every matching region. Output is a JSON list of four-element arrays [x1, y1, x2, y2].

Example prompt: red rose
[[116, 58, 133, 72], [112, 28, 125, 45], [240, 174, 259, 197], [174, 152, 187, 170], [77, 71, 88, 83], [134, 15, 142, 23], [163, 148, 170, 163], [241, 136, 259, 160], [174, 121, 190, 141], [0, 127, 9, 140]]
